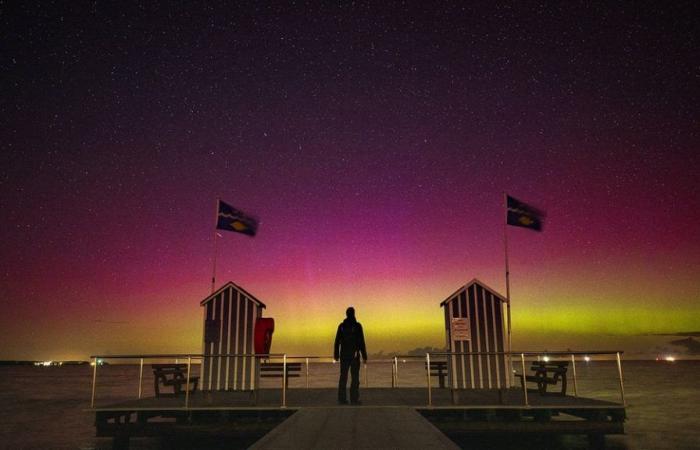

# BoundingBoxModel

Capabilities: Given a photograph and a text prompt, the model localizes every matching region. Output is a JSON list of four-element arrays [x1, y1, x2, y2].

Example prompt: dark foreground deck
[[93, 388, 625, 449]]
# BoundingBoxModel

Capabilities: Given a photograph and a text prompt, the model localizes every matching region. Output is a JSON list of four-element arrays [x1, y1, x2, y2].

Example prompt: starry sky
[[2, 2, 698, 360]]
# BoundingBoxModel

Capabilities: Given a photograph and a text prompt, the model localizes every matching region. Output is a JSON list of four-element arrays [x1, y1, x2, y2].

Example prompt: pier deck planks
[[248, 407, 460, 450], [93, 388, 625, 448]]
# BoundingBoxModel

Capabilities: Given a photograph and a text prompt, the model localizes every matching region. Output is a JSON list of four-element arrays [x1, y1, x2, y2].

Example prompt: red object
[[254, 317, 275, 354]]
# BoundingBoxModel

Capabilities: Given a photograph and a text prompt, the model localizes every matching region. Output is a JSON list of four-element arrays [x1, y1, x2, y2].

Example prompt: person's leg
[[338, 358, 350, 403], [349, 356, 360, 403]]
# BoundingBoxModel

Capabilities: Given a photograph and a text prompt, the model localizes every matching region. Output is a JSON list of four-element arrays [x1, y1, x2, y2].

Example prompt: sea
[[0, 360, 698, 449]]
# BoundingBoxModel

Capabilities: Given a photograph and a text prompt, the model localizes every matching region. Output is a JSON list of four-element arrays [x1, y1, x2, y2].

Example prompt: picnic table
[[515, 360, 568, 395]]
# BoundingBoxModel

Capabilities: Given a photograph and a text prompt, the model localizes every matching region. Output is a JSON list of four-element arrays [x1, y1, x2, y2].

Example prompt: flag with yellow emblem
[[506, 195, 544, 231], [216, 200, 258, 236]]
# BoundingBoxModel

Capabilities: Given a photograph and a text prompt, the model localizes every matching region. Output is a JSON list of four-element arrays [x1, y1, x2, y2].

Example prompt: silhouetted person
[[334, 306, 367, 405]]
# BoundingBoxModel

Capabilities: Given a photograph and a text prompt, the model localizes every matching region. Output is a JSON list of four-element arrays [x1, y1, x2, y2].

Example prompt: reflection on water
[[0, 360, 697, 449]]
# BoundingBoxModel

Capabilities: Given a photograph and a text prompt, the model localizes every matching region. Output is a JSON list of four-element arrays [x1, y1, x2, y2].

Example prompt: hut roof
[[200, 281, 266, 308], [439, 278, 507, 306]]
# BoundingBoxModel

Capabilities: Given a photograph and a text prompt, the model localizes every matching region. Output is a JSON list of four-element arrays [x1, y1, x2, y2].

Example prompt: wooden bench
[[425, 361, 448, 388], [515, 360, 568, 395], [152, 364, 199, 398], [260, 362, 302, 386]]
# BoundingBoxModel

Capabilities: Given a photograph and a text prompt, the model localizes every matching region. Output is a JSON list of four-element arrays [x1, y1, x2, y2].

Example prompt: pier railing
[[89, 350, 625, 409]]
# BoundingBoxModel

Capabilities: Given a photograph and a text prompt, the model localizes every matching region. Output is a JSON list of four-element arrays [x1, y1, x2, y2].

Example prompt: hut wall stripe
[[241, 297, 248, 389], [500, 301, 509, 387], [212, 295, 217, 390], [225, 290, 232, 390], [217, 293, 224, 390], [217, 293, 223, 391], [457, 298, 467, 386], [209, 301, 214, 391], [488, 292, 496, 386], [207, 297, 216, 390], [493, 294, 501, 387], [232, 290, 240, 390], [200, 303, 207, 387], [477, 286, 486, 388], [486, 288, 494, 388], [247, 300, 254, 389], [481, 287, 492, 388], [236, 294, 244, 389], [239, 297, 245, 389], [463, 292, 473, 389], [211, 295, 216, 390], [244, 300, 250, 389], [249, 304, 255, 389], [222, 288, 230, 390], [472, 285, 483, 388], [452, 302, 457, 389], [450, 296, 457, 389], [454, 293, 462, 388], [202, 302, 208, 389], [490, 291, 501, 388], [215, 294, 222, 390]]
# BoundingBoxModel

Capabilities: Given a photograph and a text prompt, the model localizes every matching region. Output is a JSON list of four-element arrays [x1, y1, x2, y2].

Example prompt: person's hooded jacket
[[334, 315, 367, 361]]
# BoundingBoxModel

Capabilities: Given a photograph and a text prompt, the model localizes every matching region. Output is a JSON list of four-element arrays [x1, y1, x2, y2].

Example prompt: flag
[[506, 195, 544, 231], [216, 200, 258, 236]]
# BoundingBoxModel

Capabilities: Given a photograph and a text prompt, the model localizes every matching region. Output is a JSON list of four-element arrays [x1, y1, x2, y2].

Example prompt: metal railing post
[[520, 353, 528, 406], [570, 354, 578, 397], [91, 357, 98, 408], [138, 358, 144, 399], [185, 356, 192, 408], [394, 356, 399, 387], [616, 352, 626, 405], [364, 362, 368, 388], [305, 357, 309, 389], [282, 354, 287, 408], [426, 353, 432, 407]]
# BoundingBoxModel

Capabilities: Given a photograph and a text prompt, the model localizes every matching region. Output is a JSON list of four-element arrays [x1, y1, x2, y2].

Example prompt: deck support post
[[520, 353, 528, 406]]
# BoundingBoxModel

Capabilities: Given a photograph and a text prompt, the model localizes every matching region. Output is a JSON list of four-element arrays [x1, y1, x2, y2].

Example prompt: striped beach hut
[[440, 279, 510, 389], [200, 281, 266, 391]]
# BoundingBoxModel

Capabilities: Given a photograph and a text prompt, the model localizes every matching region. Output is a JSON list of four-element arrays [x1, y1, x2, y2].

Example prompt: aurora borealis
[[2, 2, 698, 360]]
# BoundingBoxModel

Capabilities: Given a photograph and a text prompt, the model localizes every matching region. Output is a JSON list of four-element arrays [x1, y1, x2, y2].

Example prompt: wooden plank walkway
[[249, 407, 460, 450], [92, 388, 625, 448]]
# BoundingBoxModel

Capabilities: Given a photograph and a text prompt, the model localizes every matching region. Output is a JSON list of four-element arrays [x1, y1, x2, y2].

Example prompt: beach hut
[[440, 279, 510, 389], [200, 281, 266, 391]]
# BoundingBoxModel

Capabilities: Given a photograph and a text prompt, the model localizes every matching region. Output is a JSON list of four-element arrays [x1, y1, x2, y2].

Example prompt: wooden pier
[[93, 388, 625, 449]]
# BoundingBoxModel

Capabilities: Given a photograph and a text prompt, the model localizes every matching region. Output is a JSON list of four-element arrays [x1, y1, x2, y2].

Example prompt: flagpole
[[211, 198, 220, 294], [503, 192, 513, 386]]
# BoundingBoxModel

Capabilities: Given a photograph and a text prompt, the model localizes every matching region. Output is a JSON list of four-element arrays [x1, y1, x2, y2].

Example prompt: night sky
[[2, 2, 698, 360]]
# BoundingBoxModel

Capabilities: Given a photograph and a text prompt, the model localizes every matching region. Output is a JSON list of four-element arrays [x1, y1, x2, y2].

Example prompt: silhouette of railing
[[89, 350, 625, 409]]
